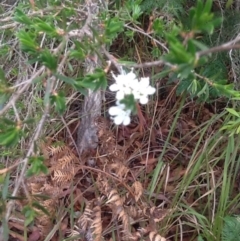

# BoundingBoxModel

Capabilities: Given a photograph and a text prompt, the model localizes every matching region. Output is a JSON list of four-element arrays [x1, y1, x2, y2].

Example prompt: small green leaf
[[37, 49, 57, 72], [104, 17, 124, 43], [50, 91, 66, 115], [22, 206, 36, 226], [54, 73, 75, 85], [2, 173, 10, 200], [26, 156, 47, 177], [14, 9, 32, 25], [0, 126, 21, 147], [120, 94, 137, 114], [81, 68, 107, 91], [17, 31, 39, 54], [226, 108, 240, 118], [34, 18, 57, 36]]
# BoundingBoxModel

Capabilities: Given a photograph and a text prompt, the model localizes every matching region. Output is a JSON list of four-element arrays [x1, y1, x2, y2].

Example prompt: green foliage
[[26, 156, 48, 177], [120, 94, 137, 114], [22, 205, 36, 226], [0, 120, 22, 147], [50, 91, 66, 115], [104, 17, 124, 44], [141, 0, 185, 16], [222, 216, 240, 241], [220, 108, 240, 135], [189, 0, 219, 34], [75, 68, 107, 91]]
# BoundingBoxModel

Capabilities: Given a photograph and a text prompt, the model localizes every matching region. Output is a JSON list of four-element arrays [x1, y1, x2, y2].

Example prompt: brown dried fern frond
[[106, 189, 123, 206], [51, 166, 76, 186], [34, 199, 57, 238], [96, 174, 111, 195], [66, 227, 82, 241], [58, 151, 78, 169], [91, 201, 102, 241], [125, 205, 143, 219], [106, 189, 131, 238], [147, 207, 171, 223], [149, 231, 166, 241], [47, 143, 66, 157], [131, 181, 143, 202], [109, 163, 129, 180], [78, 201, 93, 232]]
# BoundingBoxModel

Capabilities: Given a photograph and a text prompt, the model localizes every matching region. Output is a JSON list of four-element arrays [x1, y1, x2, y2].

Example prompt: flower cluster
[[108, 68, 156, 125]]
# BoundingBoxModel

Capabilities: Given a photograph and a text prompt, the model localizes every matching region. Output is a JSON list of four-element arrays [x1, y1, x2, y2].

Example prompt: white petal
[[139, 77, 150, 89], [129, 78, 139, 89], [132, 90, 141, 100], [146, 86, 156, 95], [109, 84, 119, 92], [139, 96, 148, 104], [116, 91, 125, 100], [109, 106, 121, 116], [124, 86, 132, 95], [114, 115, 124, 125], [126, 71, 137, 81], [123, 116, 131, 125]]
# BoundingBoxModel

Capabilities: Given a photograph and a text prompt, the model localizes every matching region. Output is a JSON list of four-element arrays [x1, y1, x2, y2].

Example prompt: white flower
[[108, 68, 156, 126], [109, 69, 156, 104], [109, 68, 138, 100], [108, 101, 131, 125], [133, 77, 156, 104]]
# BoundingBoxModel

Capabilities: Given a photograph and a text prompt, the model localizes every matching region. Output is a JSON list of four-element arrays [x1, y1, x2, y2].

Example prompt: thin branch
[[124, 23, 169, 53], [0, 66, 45, 116], [5, 102, 50, 220], [197, 44, 240, 58]]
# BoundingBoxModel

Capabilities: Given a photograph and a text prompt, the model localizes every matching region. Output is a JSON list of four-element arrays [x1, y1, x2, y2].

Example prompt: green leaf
[[50, 91, 66, 115], [22, 206, 36, 226], [17, 31, 39, 54], [104, 17, 124, 43], [26, 156, 48, 177], [81, 68, 107, 91], [37, 49, 57, 72], [0, 68, 7, 82], [54, 73, 75, 85], [120, 94, 137, 114], [34, 18, 57, 36], [2, 218, 9, 241], [0, 126, 21, 147], [2, 173, 10, 200], [14, 9, 32, 25], [226, 108, 240, 118]]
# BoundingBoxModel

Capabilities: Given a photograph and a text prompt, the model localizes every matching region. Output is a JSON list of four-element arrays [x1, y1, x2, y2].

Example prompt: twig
[[5, 102, 50, 220], [68, 7, 93, 38], [0, 66, 45, 116], [124, 23, 169, 53]]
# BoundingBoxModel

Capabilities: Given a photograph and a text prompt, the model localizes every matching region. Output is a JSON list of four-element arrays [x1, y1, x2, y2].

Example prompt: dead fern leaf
[[58, 151, 77, 169], [131, 181, 143, 202], [148, 207, 171, 223], [106, 189, 123, 206], [47, 144, 66, 156], [149, 231, 166, 241], [91, 203, 102, 241], [96, 174, 111, 195], [51, 167, 76, 185], [78, 201, 93, 231], [109, 163, 129, 179], [66, 227, 82, 240], [118, 207, 131, 237], [125, 205, 142, 219]]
